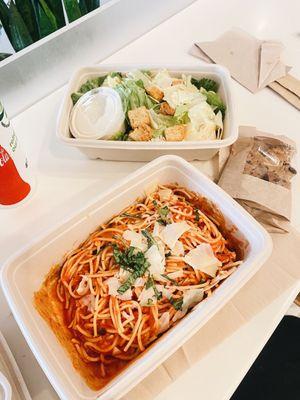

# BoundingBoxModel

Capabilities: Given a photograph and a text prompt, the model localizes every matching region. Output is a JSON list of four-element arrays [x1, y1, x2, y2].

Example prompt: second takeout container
[[57, 64, 237, 161], [1, 156, 272, 400]]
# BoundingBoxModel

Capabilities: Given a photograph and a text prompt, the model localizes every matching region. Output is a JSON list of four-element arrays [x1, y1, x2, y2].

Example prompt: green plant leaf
[[85, 0, 100, 12], [46, 0, 66, 28], [79, 0, 88, 15], [8, 1, 33, 52], [0, 0, 12, 41], [0, 52, 12, 61], [34, 0, 58, 38], [63, 0, 81, 23], [15, 0, 40, 42]]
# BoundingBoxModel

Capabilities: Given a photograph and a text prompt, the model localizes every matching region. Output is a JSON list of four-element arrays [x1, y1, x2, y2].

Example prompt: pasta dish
[[34, 184, 243, 390]]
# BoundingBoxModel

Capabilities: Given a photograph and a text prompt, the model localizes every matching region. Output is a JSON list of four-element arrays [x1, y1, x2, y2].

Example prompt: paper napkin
[[191, 28, 289, 93]]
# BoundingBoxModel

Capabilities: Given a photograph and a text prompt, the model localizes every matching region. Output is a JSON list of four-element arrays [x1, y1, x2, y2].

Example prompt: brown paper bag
[[218, 126, 297, 232]]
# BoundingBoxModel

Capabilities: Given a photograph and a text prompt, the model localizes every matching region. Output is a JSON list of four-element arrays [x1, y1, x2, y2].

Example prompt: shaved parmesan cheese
[[145, 244, 165, 276], [77, 276, 89, 295], [156, 284, 173, 299], [106, 277, 132, 301], [116, 268, 131, 282], [183, 243, 222, 277], [167, 270, 184, 279], [160, 222, 190, 250], [182, 288, 204, 312], [158, 188, 172, 201], [79, 294, 95, 312], [152, 69, 173, 89], [158, 312, 170, 334], [163, 84, 204, 109], [186, 102, 220, 141], [123, 230, 147, 252], [138, 287, 157, 306], [134, 277, 146, 287], [172, 310, 186, 322], [172, 240, 185, 256], [152, 222, 162, 238], [145, 181, 158, 196]]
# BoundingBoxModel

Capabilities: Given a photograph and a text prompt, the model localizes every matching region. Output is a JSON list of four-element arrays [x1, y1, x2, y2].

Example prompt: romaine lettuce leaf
[[191, 77, 219, 92], [201, 88, 226, 118]]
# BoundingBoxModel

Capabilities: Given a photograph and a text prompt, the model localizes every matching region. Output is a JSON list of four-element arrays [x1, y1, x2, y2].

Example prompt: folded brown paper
[[123, 227, 300, 400], [190, 28, 300, 109], [193, 28, 289, 93], [269, 75, 300, 111]]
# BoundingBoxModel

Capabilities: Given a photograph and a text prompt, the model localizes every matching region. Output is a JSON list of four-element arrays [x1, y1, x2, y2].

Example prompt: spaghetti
[[34, 184, 243, 390]]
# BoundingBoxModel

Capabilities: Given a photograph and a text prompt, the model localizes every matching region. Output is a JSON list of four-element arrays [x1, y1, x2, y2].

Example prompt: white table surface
[[1, 0, 300, 399]]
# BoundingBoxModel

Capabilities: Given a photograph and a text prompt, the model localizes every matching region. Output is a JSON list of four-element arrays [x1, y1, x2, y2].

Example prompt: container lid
[[69, 87, 125, 140]]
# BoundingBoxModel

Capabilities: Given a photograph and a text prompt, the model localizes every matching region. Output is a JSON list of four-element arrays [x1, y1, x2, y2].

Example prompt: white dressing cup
[[69, 87, 125, 140]]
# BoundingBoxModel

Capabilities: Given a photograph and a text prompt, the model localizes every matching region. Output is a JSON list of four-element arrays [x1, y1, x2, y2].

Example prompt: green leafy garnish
[[113, 246, 150, 294], [120, 212, 142, 219], [191, 77, 219, 93], [157, 205, 170, 225], [170, 297, 183, 311], [195, 209, 200, 222], [146, 275, 162, 300], [161, 274, 176, 283], [141, 229, 156, 248]]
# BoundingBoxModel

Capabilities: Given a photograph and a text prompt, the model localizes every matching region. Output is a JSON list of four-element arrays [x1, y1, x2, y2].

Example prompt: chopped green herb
[[113, 246, 150, 295], [117, 273, 137, 294], [146, 275, 162, 300], [157, 205, 171, 225], [159, 206, 169, 217], [161, 274, 176, 283], [120, 212, 142, 219], [153, 200, 158, 206], [147, 298, 154, 305], [141, 229, 156, 248], [170, 297, 183, 311], [195, 209, 200, 222]]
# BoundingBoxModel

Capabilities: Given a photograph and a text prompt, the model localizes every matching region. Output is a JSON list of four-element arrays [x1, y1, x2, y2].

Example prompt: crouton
[[146, 86, 164, 102], [160, 102, 175, 116], [129, 124, 153, 141], [128, 106, 151, 129], [172, 78, 184, 86], [164, 125, 186, 141]]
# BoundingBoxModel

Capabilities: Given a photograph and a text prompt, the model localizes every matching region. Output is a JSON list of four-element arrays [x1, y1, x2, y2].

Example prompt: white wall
[[0, 0, 195, 116]]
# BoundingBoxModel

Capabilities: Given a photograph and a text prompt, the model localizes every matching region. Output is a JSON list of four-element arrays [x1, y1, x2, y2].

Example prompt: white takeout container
[[1, 156, 272, 400], [0, 331, 31, 400], [57, 64, 237, 161]]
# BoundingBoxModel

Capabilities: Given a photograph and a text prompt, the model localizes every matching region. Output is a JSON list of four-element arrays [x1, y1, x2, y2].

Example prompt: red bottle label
[[0, 145, 31, 205]]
